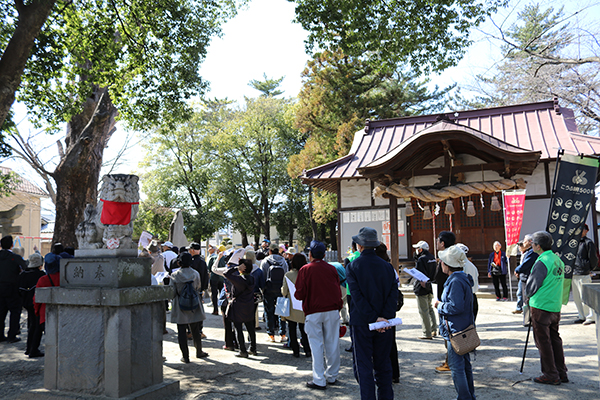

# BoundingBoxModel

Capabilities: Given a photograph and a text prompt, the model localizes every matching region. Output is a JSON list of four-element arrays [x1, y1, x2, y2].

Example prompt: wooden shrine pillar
[[389, 196, 399, 274]]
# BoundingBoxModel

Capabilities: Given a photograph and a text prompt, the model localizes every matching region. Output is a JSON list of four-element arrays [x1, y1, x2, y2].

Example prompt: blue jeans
[[263, 293, 287, 336], [516, 280, 524, 311], [447, 340, 476, 400]]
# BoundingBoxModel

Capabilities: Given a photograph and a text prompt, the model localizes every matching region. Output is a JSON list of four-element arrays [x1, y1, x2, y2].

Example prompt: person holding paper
[[282, 253, 311, 358], [346, 227, 397, 400], [412, 240, 438, 340]]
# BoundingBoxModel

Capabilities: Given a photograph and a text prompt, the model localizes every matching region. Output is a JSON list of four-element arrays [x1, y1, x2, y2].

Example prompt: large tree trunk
[[319, 224, 326, 244], [308, 188, 318, 240], [0, 0, 56, 130], [253, 233, 260, 249], [240, 229, 248, 248], [50, 87, 117, 247], [328, 218, 337, 251], [288, 225, 294, 248]]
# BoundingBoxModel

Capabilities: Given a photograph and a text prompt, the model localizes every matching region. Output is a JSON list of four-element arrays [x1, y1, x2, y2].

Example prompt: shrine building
[[301, 100, 600, 270]]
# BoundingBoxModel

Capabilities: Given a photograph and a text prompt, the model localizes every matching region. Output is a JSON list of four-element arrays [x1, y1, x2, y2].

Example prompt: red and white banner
[[503, 189, 526, 246]]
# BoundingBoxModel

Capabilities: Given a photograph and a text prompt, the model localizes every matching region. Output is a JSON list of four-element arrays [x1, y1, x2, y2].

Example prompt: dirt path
[[1, 297, 598, 399]]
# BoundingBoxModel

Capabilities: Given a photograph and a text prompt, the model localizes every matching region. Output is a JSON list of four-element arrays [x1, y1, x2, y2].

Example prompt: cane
[[519, 310, 532, 374]]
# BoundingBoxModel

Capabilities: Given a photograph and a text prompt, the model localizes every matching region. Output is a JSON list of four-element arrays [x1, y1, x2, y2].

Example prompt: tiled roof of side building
[[0, 167, 48, 197]]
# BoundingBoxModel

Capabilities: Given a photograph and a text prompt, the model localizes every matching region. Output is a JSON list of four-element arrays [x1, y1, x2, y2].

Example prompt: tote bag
[[275, 296, 290, 317]]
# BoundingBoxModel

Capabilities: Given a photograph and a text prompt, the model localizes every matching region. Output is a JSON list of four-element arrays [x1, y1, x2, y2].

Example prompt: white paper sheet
[[402, 267, 430, 282], [369, 318, 403, 331], [138, 231, 153, 250], [286, 276, 303, 311], [154, 271, 169, 284]]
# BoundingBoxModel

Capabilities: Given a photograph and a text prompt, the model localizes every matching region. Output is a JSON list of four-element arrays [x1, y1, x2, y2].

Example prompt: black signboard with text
[[546, 154, 599, 279]]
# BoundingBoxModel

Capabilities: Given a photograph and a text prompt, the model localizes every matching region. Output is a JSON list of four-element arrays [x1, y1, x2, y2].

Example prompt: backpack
[[178, 281, 200, 311], [396, 287, 404, 311], [265, 260, 285, 293]]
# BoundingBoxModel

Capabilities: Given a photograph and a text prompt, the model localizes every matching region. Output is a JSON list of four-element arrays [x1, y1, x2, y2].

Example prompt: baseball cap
[[412, 240, 429, 251]]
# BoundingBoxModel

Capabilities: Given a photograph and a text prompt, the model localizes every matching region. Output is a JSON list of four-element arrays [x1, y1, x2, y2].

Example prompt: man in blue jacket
[[513, 234, 538, 314], [347, 227, 397, 400]]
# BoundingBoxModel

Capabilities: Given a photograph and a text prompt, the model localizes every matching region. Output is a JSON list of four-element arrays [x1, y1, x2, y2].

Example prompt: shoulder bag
[[446, 320, 480, 355]]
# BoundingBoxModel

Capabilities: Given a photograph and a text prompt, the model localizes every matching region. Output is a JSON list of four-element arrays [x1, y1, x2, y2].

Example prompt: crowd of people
[[1, 222, 597, 399], [0, 237, 73, 358]]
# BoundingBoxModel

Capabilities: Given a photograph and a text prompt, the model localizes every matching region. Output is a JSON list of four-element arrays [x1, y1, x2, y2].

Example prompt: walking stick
[[519, 310, 532, 374]]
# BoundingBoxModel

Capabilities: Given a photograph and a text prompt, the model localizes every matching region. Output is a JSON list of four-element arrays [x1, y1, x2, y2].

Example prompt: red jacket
[[294, 259, 342, 315], [34, 273, 60, 324]]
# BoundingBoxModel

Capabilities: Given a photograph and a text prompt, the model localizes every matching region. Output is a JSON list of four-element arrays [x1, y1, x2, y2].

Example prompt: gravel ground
[[1, 294, 599, 399]]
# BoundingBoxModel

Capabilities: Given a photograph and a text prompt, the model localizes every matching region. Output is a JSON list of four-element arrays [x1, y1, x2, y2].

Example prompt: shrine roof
[[302, 100, 600, 192]]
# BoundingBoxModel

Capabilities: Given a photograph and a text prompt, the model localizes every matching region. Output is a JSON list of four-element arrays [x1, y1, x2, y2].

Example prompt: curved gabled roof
[[357, 120, 541, 182], [302, 100, 600, 192]]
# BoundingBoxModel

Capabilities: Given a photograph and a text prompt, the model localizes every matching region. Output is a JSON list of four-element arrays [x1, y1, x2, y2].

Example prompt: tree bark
[[308, 188, 318, 240], [50, 87, 117, 247], [0, 0, 57, 129], [240, 229, 248, 248], [288, 226, 294, 248], [328, 218, 337, 251]]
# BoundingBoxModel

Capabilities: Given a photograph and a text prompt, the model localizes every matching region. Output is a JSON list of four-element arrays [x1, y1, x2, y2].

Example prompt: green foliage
[[272, 178, 310, 243], [139, 99, 232, 241], [182, 209, 219, 243], [133, 201, 172, 240], [0, 170, 20, 198], [0, 109, 15, 157], [290, 49, 452, 222], [249, 74, 285, 97], [293, 50, 451, 168], [291, 0, 506, 73], [212, 94, 304, 237], [14, 0, 244, 132]]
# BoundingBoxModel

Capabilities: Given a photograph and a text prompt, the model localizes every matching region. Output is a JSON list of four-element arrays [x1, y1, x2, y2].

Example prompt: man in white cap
[[161, 241, 177, 272], [412, 240, 438, 340]]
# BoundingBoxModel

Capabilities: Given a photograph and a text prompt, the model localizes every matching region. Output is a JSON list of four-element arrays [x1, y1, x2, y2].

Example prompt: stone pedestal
[[582, 283, 600, 390], [33, 254, 177, 398]]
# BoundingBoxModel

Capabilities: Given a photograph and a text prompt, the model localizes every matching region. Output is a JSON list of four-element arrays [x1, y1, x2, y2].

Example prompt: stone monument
[[0, 203, 25, 236], [31, 174, 178, 399]]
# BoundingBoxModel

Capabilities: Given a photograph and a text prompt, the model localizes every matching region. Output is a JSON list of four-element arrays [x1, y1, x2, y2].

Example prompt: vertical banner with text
[[547, 154, 599, 280], [503, 190, 526, 246]]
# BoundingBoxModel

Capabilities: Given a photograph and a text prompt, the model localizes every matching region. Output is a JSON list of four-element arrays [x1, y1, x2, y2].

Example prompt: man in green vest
[[525, 231, 568, 385]]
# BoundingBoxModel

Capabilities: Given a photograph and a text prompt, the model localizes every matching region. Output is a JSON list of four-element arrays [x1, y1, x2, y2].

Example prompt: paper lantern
[[490, 195, 502, 212], [423, 205, 433, 220], [405, 200, 415, 217], [444, 199, 455, 215], [466, 200, 476, 217]]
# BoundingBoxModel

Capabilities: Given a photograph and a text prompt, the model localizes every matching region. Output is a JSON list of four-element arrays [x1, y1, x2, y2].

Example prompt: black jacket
[[574, 236, 598, 275], [0, 249, 27, 298], [347, 249, 397, 325], [224, 268, 256, 324], [413, 250, 436, 296], [18, 268, 45, 308], [191, 255, 209, 292]]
